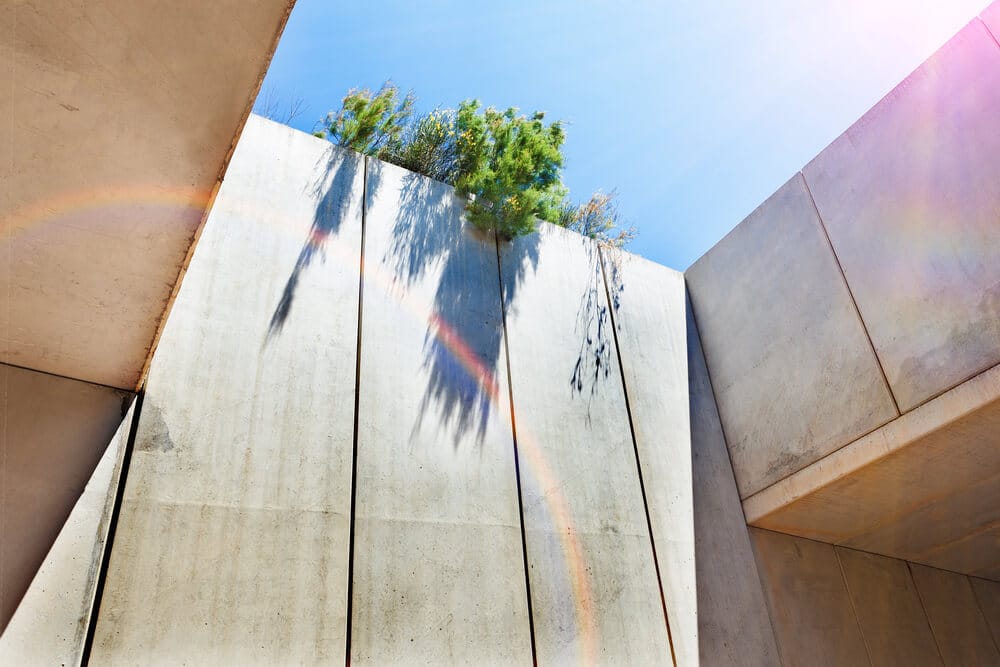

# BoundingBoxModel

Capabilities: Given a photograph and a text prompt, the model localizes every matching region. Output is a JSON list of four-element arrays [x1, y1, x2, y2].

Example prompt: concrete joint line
[[798, 172, 902, 418], [344, 155, 368, 667], [833, 546, 875, 667], [494, 232, 538, 666], [906, 561, 949, 664], [598, 246, 677, 667], [80, 387, 146, 666]]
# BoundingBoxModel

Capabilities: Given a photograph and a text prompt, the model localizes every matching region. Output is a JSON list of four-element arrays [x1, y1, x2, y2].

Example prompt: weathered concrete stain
[[136, 401, 175, 453]]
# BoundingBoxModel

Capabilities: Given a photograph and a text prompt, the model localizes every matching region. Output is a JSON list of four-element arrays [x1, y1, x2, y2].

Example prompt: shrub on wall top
[[314, 82, 635, 245], [453, 101, 567, 239]]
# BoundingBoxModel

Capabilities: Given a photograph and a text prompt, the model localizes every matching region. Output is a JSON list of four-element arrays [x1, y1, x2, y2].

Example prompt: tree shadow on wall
[[368, 160, 539, 447], [569, 241, 626, 408], [266, 145, 359, 341]]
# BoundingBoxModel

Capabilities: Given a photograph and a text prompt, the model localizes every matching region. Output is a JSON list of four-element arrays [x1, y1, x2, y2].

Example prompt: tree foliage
[[453, 101, 567, 239], [314, 82, 635, 245], [315, 82, 414, 155], [557, 190, 636, 248], [379, 109, 459, 183]]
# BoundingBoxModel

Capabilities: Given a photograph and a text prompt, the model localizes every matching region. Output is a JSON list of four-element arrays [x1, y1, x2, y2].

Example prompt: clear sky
[[256, 0, 992, 270]]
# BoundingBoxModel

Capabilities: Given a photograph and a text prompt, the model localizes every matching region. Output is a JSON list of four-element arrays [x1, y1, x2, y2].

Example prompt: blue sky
[[256, 0, 991, 269]]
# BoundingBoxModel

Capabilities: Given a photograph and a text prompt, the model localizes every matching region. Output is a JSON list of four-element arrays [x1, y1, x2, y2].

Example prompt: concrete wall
[[751, 528, 1000, 666], [350, 159, 531, 664], [685, 300, 780, 665], [686, 174, 897, 498], [89, 117, 364, 663], [0, 364, 131, 636], [500, 223, 671, 663], [79, 115, 776, 664]]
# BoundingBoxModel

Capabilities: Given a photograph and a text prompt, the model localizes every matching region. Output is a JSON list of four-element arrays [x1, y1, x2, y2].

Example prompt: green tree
[[315, 87, 638, 246], [379, 109, 459, 183], [314, 82, 413, 155], [453, 101, 567, 239]]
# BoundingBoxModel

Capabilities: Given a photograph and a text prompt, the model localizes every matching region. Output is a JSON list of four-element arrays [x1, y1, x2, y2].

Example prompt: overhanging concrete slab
[[745, 361, 1000, 580], [2, 0, 293, 390]]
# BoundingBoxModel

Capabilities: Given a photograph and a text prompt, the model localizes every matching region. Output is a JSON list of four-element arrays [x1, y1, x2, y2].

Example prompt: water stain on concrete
[[895, 281, 1000, 409], [137, 401, 175, 453]]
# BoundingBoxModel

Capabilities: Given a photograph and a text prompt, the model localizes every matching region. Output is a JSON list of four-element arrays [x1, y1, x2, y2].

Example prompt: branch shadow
[[266, 145, 359, 342], [369, 160, 539, 446], [569, 242, 626, 406]]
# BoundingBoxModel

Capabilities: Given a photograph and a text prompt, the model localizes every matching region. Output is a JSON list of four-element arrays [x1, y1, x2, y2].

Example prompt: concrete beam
[[2, 0, 293, 389], [745, 360, 1000, 578]]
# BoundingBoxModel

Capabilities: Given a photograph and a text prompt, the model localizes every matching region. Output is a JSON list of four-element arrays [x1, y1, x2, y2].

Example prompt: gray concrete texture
[[746, 363, 1000, 578], [804, 17, 1000, 412], [351, 158, 531, 664], [0, 364, 131, 635], [90, 117, 363, 663], [1, 0, 293, 390], [0, 391, 133, 666], [910, 563, 1000, 665], [500, 223, 671, 663], [685, 299, 780, 665], [686, 174, 897, 498], [603, 249, 697, 665], [751, 528, 1000, 666], [75, 116, 780, 664]]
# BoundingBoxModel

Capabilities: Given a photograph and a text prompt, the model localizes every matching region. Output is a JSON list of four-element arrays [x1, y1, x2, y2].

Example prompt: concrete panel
[[0, 363, 130, 634], [686, 174, 897, 497], [500, 224, 671, 664], [602, 249, 697, 665], [803, 20, 1000, 411], [910, 564, 1000, 665], [836, 547, 942, 666], [687, 300, 780, 665], [350, 159, 532, 664], [970, 577, 1000, 647], [750, 528, 870, 667], [2, 1, 292, 389], [90, 117, 362, 662], [0, 397, 132, 665]]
